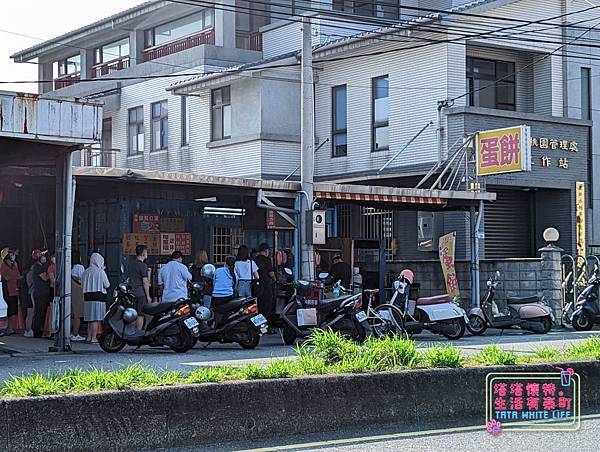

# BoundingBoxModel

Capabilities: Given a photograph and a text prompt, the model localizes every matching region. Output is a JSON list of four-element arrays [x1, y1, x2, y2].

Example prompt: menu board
[[132, 213, 160, 233], [123, 233, 161, 256], [160, 217, 185, 232], [160, 233, 192, 256]]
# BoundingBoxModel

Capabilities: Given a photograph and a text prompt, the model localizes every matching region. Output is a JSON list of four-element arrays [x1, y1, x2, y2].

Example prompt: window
[[145, 10, 214, 48], [467, 57, 515, 111], [332, 85, 348, 157], [128, 106, 144, 155], [332, 1, 400, 19], [236, 0, 271, 32], [372, 76, 389, 151], [359, 207, 394, 262], [211, 226, 243, 265], [151, 101, 169, 151], [211, 86, 231, 141], [581, 67, 591, 120], [94, 37, 129, 65], [336, 204, 352, 238], [181, 96, 190, 146], [56, 54, 81, 77]]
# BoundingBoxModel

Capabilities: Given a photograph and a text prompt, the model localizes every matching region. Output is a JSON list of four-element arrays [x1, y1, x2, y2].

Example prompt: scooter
[[99, 283, 201, 353], [378, 269, 469, 340], [280, 271, 371, 345], [570, 273, 600, 331], [188, 281, 268, 349], [467, 271, 554, 335]]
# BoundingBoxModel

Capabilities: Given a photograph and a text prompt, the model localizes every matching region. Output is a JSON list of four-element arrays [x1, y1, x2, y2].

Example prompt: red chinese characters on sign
[[499, 134, 520, 165], [133, 213, 160, 233], [160, 233, 192, 256], [480, 137, 500, 168]]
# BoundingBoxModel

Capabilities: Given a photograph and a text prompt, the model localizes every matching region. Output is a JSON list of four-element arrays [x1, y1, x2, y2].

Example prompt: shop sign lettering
[[476, 126, 531, 176]]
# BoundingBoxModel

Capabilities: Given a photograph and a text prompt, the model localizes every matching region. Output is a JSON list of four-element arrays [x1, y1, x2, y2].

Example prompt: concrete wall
[[389, 258, 545, 306], [2, 361, 599, 451]]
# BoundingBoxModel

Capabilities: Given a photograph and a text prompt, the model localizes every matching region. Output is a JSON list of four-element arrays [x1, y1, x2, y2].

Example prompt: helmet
[[1, 248, 9, 261], [195, 306, 213, 322], [200, 264, 216, 279], [399, 269, 414, 285], [122, 308, 138, 323]]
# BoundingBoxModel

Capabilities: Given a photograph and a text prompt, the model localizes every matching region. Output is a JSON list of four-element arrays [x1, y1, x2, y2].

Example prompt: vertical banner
[[439, 232, 461, 299], [575, 182, 586, 258]]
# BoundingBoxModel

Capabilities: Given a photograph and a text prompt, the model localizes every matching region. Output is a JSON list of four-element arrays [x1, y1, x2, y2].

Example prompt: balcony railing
[[236, 31, 263, 51], [142, 28, 215, 62], [54, 73, 81, 90], [82, 148, 116, 168], [91, 57, 130, 78]]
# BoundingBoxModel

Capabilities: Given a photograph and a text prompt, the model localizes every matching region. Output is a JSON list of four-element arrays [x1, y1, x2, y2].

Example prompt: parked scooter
[[377, 269, 468, 340], [570, 273, 600, 331], [99, 283, 201, 353], [467, 271, 554, 335], [188, 271, 268, 349], [280, 270, 371, 345]]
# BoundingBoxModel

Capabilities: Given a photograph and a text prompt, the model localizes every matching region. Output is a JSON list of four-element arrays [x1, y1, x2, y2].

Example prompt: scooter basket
[[295, 281, 323, 308]]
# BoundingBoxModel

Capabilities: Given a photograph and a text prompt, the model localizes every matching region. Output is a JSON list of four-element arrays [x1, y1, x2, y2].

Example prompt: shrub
[[300, 329, 360, 365], [472, 345, 517, 366], [421, 345, 464, 368], [361, 336, 419, 370], [565, 336, 600, 360]]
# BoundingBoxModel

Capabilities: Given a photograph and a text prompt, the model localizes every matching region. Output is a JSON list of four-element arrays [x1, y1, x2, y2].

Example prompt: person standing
[[70, 250, 85, 341], [20, 263, 35, 337], [31, 249, 52, 338], [212, 256, 236, 305], [128, 245, 151, 330], [254, 243, 276, 327], [1, 248, 22, 335], [330, 255, 352, 289], [82, 253, 110, 344], [190, 250, 209, 282], [158, 251, 192, 302], [234, 245, 259, 298]]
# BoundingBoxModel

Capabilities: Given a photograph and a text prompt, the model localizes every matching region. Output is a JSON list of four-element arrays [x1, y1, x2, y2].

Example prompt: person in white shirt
[[234, 245, 259, 298], [158, 251, 192, 302], [70, 250, 85, 341]]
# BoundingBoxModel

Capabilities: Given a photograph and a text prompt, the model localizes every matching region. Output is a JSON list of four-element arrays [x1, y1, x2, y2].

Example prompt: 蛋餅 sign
[[476, 125, 531, 176]]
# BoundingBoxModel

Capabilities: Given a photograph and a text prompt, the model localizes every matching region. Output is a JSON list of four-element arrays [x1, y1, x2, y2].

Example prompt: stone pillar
[[129, 29, 145, 66], [539, 244, 563, 326], [214, 0, 236, 48], [38, 61, 54, 94]]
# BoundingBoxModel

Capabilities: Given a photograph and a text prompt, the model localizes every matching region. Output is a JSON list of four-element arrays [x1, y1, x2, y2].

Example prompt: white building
[[11, 0, 600, 259]]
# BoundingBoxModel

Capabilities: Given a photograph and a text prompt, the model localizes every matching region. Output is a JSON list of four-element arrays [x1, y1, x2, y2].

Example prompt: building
[[10, 0, 597, 267]]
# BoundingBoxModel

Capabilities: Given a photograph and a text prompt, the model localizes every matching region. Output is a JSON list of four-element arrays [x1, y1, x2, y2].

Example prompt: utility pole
[[300, 17, 315, 281]]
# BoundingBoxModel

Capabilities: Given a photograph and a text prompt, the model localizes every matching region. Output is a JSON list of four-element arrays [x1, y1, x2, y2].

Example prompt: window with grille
[[360, 207, 394, 261], [211, 226, 243, 265]]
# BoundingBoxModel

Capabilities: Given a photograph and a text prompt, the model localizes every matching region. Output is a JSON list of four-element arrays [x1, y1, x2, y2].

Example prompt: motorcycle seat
[[317, 295, 352, 312], [212, 297, 250, 314], [507, 295, 539, 305], [416, 294, 453, 306], [142, 301, 177, 316]]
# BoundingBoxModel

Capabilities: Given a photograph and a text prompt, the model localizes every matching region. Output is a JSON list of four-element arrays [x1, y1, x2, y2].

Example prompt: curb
[[1, 360, 599, 451]]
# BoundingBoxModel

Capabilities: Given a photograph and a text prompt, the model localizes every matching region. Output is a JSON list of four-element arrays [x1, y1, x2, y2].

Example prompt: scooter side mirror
[[495, 270, 501, 278], [284, 268, 293, 276], [318, 272, 329, 279]]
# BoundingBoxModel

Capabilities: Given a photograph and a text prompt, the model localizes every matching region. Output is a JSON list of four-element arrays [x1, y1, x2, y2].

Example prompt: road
[[0, 328, 598, 381], [196, 412, 600, 452]]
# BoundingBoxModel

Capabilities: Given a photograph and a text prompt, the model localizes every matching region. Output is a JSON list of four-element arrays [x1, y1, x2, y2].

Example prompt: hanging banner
[[133, 213, 160, 233], [123, 233, 161, 256], [160, 233, 192, 256], [576, 182, 586, 258], [476, 125, 531, 176], [439, 232, 461, 299]]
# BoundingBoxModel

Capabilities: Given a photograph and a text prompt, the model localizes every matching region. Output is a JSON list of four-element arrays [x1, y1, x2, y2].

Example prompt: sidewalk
[[0, 334, 102, 356]]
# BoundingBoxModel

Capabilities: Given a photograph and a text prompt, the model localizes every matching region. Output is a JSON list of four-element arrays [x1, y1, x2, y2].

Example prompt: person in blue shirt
[[212, 256, 237, 305], [158, 251, 192, 302]]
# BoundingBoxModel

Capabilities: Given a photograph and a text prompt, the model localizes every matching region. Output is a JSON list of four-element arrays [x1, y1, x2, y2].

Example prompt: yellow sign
[[476, 126, 531, 176], [576, 182, 586, 258], [438, 232, 460, 299]]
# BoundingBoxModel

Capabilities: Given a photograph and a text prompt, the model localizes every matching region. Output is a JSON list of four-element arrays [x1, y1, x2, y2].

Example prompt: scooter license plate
[[251, 314, 268, 327], [184, 317, 199, 330], [355, 311, 368, 323]]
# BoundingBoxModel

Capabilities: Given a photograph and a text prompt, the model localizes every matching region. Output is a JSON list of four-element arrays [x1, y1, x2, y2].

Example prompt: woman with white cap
[[82, 253, 110, 344]]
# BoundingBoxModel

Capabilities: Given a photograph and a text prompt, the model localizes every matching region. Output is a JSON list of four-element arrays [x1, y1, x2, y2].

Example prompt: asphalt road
[[198, 412, 600, 452], [0, 328, 598, 381]]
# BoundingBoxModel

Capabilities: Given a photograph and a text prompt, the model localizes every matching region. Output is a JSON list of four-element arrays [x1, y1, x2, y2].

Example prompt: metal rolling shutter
[[484, 189, 533, 258]]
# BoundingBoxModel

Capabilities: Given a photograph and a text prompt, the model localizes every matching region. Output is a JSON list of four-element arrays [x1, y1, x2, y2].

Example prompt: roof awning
[[315, 191, 447, 206]]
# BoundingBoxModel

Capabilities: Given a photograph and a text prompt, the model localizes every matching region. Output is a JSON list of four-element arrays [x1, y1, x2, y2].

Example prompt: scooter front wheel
[[572, 313, 594, 331], [466, 314, 487, 336], [98, 327, 126, 353], [282, 323, 297, 346]]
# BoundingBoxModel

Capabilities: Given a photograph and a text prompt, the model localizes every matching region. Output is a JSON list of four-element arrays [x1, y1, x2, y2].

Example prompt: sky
[[0, 0, 143, 93]]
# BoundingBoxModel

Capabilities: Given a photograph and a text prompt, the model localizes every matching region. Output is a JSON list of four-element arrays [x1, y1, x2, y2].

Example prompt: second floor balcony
[[235, 31, 262, 51], [54, 73, 81, 90], [142, 28, 215, 62], [91, 57, 131, 78]]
